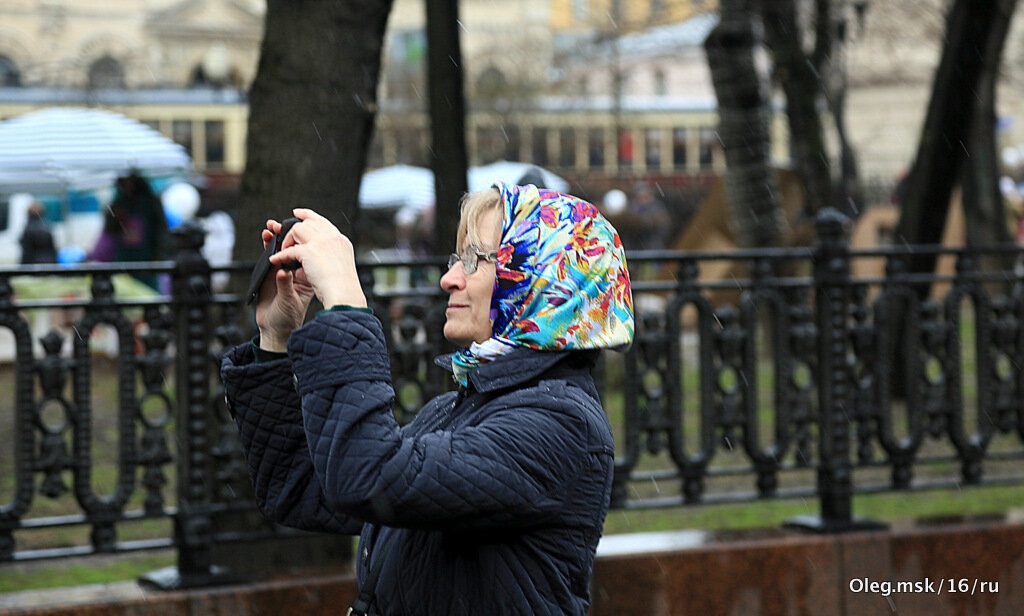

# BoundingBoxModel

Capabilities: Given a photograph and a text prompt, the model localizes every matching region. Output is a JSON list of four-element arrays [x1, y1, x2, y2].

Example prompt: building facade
[[0, 0, 263, 90], [6, 0, 1015, 185]]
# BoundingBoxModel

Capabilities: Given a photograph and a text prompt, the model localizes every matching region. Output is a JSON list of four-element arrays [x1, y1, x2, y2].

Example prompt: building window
[[699, 127, 717, 169], [503, 125, 521, 161], [531, 128, 548, 166], [205, 121, 225, 168], [477, 126, 506, 164], [475, 66, 507, 102], [0, 56, 21, 87], [367, 131, 384, 168], [588, 128, 604, 169], [645, 128, 662, 169], [140, 119, 161, 133], [88, 56, 125, 89], [387, 30, 427, 101], [617, 129, 634, 169], [172, 120, 193, 156], [558, 128, 575, 168], [654, 69, 667, 97], [672, 128, 688, 169], [396, 128, 428, 166]]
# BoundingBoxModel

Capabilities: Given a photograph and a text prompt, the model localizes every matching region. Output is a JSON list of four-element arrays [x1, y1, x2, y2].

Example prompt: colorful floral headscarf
[[451, 183, 634, 386]]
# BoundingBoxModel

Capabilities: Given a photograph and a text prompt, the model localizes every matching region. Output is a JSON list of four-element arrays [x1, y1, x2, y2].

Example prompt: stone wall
[[2, 517, 1022, 616]]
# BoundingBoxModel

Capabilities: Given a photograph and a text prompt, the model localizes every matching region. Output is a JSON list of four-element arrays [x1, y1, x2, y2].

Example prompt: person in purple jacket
[[222, 182, 633, 615]]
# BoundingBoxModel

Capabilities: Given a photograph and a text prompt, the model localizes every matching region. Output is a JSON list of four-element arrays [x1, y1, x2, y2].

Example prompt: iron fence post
[[140, 220, 240, 589], [786, 208, 885, 532]]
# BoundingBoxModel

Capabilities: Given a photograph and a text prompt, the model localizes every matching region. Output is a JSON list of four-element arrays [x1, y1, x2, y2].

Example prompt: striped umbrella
[[0, 107, 192, 188]]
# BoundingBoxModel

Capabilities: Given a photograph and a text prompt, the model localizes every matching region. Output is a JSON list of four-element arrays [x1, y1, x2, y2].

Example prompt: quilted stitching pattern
[[222, 310, 614, 615]]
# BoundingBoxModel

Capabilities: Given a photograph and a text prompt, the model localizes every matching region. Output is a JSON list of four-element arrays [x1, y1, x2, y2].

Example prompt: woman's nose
[[440, 264, 465, 292]]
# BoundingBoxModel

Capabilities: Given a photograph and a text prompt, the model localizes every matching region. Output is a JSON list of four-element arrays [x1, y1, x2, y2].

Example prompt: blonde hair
[[457, 188, 502, 252]]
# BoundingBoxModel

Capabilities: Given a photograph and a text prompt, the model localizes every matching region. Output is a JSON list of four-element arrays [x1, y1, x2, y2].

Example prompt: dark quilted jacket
[[221, 311, 615, 615]]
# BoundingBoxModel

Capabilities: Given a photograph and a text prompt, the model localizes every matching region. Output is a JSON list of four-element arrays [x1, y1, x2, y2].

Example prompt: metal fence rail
[[1, 210, 1023, 585]]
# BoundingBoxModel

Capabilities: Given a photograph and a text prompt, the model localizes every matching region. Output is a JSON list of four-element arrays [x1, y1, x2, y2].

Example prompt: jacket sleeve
[[220, 342, 364, 535], [289, 311, 606, 531]]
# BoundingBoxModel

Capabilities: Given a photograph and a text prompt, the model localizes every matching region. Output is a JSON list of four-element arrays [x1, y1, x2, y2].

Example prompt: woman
[[221, 183, 633, 615]]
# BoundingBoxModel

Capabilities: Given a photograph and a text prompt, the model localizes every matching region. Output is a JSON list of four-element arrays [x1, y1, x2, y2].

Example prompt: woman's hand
[[254, 219, 316, 352], [270, 208, 367, 311]]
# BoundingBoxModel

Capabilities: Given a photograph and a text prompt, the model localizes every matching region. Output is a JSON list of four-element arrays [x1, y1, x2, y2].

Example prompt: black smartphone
[[245, 217, 302, 305]]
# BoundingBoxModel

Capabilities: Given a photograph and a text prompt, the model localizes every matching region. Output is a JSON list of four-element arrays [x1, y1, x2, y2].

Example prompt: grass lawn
[[0, 552, 176, 594]]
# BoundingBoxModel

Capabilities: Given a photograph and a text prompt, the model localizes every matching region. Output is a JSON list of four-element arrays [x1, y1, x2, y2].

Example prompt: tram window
[[672, 128, 688, 169], [205, 120, 225, 168], [699, 127, 717, 170], [645, 128, 662, 168], [588, 129, 604, 168], [617, 129, 634, 169], [172, 120, 193, 156], [558, 128, 574, 168], [504, 125, 520, 161], [531, 128, 548, 166]]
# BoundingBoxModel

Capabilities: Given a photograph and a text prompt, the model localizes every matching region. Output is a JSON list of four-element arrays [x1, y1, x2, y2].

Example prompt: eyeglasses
[[447, 249, 498, 275]]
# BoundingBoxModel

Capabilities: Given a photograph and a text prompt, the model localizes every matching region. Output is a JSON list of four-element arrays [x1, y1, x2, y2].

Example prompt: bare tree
[[895, 0, 1018, 277], [426, 0, 469, 254], [757, 0, 836, 217], [705, 0, 786, 248], [235, 0, 394, 263]]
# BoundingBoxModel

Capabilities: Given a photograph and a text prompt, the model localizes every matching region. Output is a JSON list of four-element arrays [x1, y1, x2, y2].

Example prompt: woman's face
[[440, 207, 501, 346]]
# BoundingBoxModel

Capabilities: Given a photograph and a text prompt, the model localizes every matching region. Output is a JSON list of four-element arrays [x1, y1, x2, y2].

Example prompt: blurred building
[[0, 0, 262, 89], [383, 0, 555, 109], [0, 0, 262, 174]]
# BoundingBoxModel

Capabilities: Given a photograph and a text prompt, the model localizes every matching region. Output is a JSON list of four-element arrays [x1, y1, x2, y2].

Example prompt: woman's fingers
[[270, 243, 303, 266], [276, 267, 295, 295], [261, 219, 281, 249], [292, 208, 327, 224]]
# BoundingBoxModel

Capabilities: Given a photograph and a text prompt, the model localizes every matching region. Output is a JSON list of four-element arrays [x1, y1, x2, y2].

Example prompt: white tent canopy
[[358, 161, 571, 219], [357, 164, 435, 211], [468, 161, 570, 193], [0, 107, 195, 265], [0, 107, 192, 191]]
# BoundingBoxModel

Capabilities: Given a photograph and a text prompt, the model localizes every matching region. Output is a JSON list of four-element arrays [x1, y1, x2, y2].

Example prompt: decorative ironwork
[[1, 209, 1023, 578]]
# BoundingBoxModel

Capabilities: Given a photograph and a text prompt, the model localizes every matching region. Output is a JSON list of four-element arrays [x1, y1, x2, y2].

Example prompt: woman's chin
[[443, 325, 469, 347]]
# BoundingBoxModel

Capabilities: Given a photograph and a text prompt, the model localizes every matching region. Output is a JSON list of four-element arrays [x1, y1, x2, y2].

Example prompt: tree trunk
[[236, 0, 394, 264], [887, 0, 1015, 399], [893, 0, 1012, 276], [426, 0, 469, 255], [962, 0, 1017, 254], [704, 0, 785, 247], [822, 9, 863, 218], [759, 0, 834, 216]]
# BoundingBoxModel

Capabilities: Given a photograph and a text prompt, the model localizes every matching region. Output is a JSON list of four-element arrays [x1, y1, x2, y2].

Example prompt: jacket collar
[[435, 347, 571, 393]]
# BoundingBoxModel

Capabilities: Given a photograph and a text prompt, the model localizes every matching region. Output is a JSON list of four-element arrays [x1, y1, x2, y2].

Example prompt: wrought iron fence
[[1, 210, 1024, 585]]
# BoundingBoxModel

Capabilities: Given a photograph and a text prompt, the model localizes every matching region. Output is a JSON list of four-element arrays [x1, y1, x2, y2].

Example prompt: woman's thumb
[[276, 268, 295, 296]]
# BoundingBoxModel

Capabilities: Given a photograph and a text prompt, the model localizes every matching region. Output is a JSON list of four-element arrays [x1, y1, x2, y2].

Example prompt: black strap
[[349, 529, 400, 616]]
